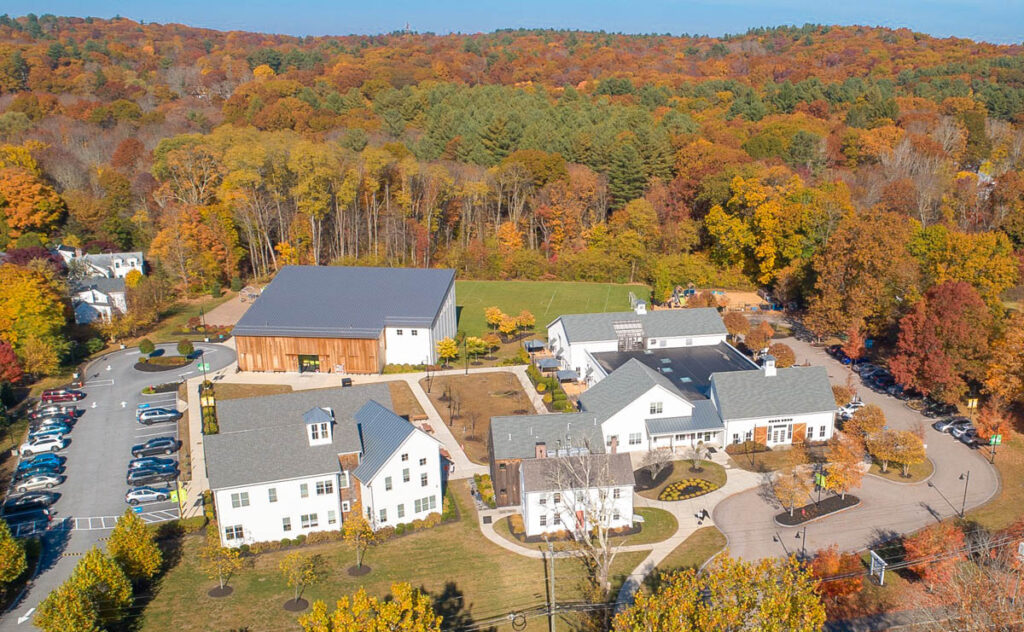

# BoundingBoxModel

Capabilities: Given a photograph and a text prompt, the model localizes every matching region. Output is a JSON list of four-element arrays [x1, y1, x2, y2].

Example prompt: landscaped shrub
[[378, 526, 396, 540], [86, 337, 105, 354], [395, 523, 407, 536], [475, 474, 496, 508], [423, 512, 442, 528], [536, 382, 547, 393], [526, 364, 543, 384], [382, 363, 430, 374], [230, 276, 243, 292], [658, 478, 719, 501], [542, 393, 553, 404], [725, 440, 771, 456], [509, 514, 525, 537], [304, 530, 344, 545], [177, 339, 194, 356], [138, 338, 155, 355], [441, 487, 458, 521], [499, 348, 530, 366]]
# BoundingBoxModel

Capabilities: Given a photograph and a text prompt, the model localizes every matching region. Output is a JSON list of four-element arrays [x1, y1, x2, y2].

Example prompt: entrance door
[[298, 354, 321, 373]]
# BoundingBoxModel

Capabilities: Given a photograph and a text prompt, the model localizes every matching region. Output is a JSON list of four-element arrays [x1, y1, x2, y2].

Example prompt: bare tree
[[545, 453, 628, 593], [686, 441, 709, 472], [640, 448, 673, 481]]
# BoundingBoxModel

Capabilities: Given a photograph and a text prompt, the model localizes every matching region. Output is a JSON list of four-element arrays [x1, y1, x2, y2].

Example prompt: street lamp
[[796, 527, 808, 558], [959, 471, 971, 518]]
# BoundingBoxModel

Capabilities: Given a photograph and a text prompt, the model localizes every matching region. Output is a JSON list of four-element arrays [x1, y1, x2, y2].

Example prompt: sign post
[[989, 434, 1002, 464], [869, 550, 888, 586]]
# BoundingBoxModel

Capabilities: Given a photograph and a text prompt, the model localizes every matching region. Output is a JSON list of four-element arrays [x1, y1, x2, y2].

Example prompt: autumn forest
[[1, 15, 1024, 407]]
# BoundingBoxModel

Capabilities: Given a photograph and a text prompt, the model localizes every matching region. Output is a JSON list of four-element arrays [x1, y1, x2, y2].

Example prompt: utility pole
[[960, 470, 971, 518], [548, 541, 556, 632]]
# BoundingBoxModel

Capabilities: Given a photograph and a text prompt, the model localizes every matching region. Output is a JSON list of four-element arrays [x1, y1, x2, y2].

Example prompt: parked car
[[125, 486, 171, 505], [128, 457, 177, 471], [933, 417, 971, 433], [40, 388, 85, 404], [31, 412, 75, 426], [131, 436, 181, 457], [826, 344, 843, 357], [14, 473, 64, 493], [28, 405, 76, 420], [16, 454, 64, 473], [959, 429, 981, 448], [13, 463, 62, 481], [1, 508, 52, 535], [29, 421, 71, 436], [951, 424, 976, 440], [137, 408, 182, 425], [27, 428, 66, 443], [2, 491, 58, 514], [852, 363, 876, 375], [126, 468, 177, 486], [20, 436, 67, 456], [923, 402, 959, 419]]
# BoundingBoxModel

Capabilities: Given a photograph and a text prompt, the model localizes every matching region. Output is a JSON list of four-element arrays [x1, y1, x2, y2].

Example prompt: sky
[[4, 0, 1024, 44]]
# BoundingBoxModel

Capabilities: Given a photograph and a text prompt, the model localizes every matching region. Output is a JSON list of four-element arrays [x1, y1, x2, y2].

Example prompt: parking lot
[[1, 342, 236, 631]]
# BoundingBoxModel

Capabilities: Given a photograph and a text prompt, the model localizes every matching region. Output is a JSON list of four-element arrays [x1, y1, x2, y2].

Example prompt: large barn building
[[233, 266, 456, 373]]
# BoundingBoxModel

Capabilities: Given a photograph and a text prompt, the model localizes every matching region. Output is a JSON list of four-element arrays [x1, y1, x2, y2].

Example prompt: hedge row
[[474, 473, 497, 508]]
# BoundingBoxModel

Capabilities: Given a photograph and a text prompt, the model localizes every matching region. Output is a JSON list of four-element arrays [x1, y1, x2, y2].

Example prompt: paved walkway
[[185, 363, 545, 488], [712, 332, 1000, 561]]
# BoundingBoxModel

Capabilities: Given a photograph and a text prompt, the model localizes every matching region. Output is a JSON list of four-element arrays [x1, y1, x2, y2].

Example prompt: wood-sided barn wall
[[235, 334, 384, 373]]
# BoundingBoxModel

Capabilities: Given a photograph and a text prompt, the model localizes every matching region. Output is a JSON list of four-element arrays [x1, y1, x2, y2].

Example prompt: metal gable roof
[[549, 307, 727, 344], [233, 265, 455, 339], [710, 366, 837, 421], [644, 400, 724, 435], [352, 400, 435, 483]]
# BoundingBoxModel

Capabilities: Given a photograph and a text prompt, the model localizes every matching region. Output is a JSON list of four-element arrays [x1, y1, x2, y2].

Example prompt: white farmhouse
[[70, 278, 127, 324], [520, 452, 635, 538], [56, 246, 145, 279], [546, 305, 728, 384], [205, 384, 444, 548]]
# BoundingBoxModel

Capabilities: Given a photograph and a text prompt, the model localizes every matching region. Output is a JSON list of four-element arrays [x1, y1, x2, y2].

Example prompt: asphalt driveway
[[0, 342, 235, 631], [713, 334, 999, 560]]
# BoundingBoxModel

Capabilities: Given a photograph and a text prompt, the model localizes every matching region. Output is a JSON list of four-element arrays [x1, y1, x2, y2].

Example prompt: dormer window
[[303, 407, 334, 446]]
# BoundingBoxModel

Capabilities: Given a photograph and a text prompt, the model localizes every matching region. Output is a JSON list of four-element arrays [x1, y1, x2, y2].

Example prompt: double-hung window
[[282, 517, 291, 532], [385, 476, 393, 491], [421, 472, 428, 487], [649, 402, 663, 415], [299, 483, 309, 498], [628, 432, 642, 446], [267, 488, 277, 503], [224, 525, 243, 541], [301, 513, 318, 529], [230, 492, 249, 508], [315, 480, 333, 495], [379, 508, 387, 523], [402, 468, 410, 483]]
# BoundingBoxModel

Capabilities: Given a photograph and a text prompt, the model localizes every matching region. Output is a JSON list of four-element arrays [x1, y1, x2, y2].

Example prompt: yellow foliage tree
[[0, 166, 65, 239], [484, 306, 505, 330], [300, 582, 442, 632], [0, 265, 68, 374], [435, 337, 458, 366]]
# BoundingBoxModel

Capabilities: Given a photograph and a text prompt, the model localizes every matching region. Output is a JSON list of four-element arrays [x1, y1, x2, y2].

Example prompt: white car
[[20, 436, 67, 456]]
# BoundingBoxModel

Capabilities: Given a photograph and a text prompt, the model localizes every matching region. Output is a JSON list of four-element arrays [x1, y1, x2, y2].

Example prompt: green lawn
[[655, 526, 727, 574], [456, 280, 650, 337], [967, 433, 1024, 531], [137, 480, 647, 632], [868, 458, 934, 484], [637, 460, 728, 501], [494, 507, 677, 549]]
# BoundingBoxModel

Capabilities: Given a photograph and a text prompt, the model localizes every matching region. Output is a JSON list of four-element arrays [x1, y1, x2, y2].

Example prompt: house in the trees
[[520, 452, 635, 538], [70, 278, 127, 324], [546, 304, 728, 384], [205, 383, 445, 548], [56, 246, 145, 279], [232, 266, 456, 374]]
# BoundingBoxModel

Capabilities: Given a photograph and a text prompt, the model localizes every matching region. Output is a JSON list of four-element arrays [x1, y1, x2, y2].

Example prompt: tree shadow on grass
[[426, 581, 495, 632]]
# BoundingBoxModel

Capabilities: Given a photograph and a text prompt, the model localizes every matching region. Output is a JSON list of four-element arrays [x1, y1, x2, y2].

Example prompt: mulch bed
[[283, 598, 309, 612], [775, 494, 861, 526], [134, 358, 192, 372], [207, 585, 233, 598], [347, 565, 372, 576], [143, 382, 180, 394], [634, 463, 674, 492]]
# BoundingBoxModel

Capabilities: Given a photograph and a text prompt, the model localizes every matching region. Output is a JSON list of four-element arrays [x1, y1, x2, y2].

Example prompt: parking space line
[[135, 429, 179, 438], [83, 379, 114, 387]]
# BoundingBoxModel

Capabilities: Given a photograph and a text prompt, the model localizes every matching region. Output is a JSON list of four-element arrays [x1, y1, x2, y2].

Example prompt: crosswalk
[[61, 509, 181, 531]]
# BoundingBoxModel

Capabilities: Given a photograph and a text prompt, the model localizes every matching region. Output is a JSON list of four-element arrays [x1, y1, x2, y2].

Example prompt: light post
[[796, 526, 808, 558], [960, 471, 970, 518]]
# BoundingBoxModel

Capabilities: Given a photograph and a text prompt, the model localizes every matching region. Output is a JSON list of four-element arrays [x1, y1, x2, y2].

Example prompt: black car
[[2, 491, 58, 514], [924, 402, 958, 419], [126, 468, 178, 486], [128, 457, 177, 471], [131, 436, 181, 457]]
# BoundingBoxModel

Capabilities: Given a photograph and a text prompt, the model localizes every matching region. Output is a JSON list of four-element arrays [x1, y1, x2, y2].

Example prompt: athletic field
[[455, 280, 651, 336]]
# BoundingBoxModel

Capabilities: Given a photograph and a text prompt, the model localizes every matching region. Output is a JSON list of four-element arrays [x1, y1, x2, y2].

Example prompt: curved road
[[1, 342, 236, 631], [713, 336, 998, 560]]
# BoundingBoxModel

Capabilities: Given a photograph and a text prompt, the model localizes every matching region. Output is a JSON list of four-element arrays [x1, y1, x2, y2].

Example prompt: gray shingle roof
[[71, 277, 126, 295], [204, 383, 391, 489], [489, 413, 605, 461], [710, 366, 836, 421], [521, 452, 635, 493], [352, 401, 435, 483], [578, 359, 683, 423], [233, 265, 455, 338], [549, 307, 726, 343], [644, 400, 723, 435]]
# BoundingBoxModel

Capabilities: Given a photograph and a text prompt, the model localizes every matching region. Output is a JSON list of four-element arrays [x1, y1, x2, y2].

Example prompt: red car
[[40, 389, 85, 404]]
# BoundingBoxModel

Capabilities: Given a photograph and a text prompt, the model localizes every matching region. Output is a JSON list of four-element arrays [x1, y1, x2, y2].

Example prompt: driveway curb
[[772, 497, 862, 528], [864, 456, 937, 486]]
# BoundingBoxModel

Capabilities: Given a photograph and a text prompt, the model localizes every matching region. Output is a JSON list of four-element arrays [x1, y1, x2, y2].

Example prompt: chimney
[[610, 436, 619, 454], [762, 354, 777, 377], [635, 302, 647, 315], [535, 442, 547, 459]]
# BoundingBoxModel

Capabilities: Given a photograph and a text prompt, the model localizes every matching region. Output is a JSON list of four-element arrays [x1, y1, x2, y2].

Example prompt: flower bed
[[142, 382, 180, 395], [775, 494, 860, 526], [658, 478, 719, 501]]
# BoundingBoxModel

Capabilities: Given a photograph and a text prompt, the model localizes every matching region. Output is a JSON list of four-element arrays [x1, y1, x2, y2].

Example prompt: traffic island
[[283, 598, 309, 612], [134, 356, 192, 372], [775, 494, 861, 527]]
